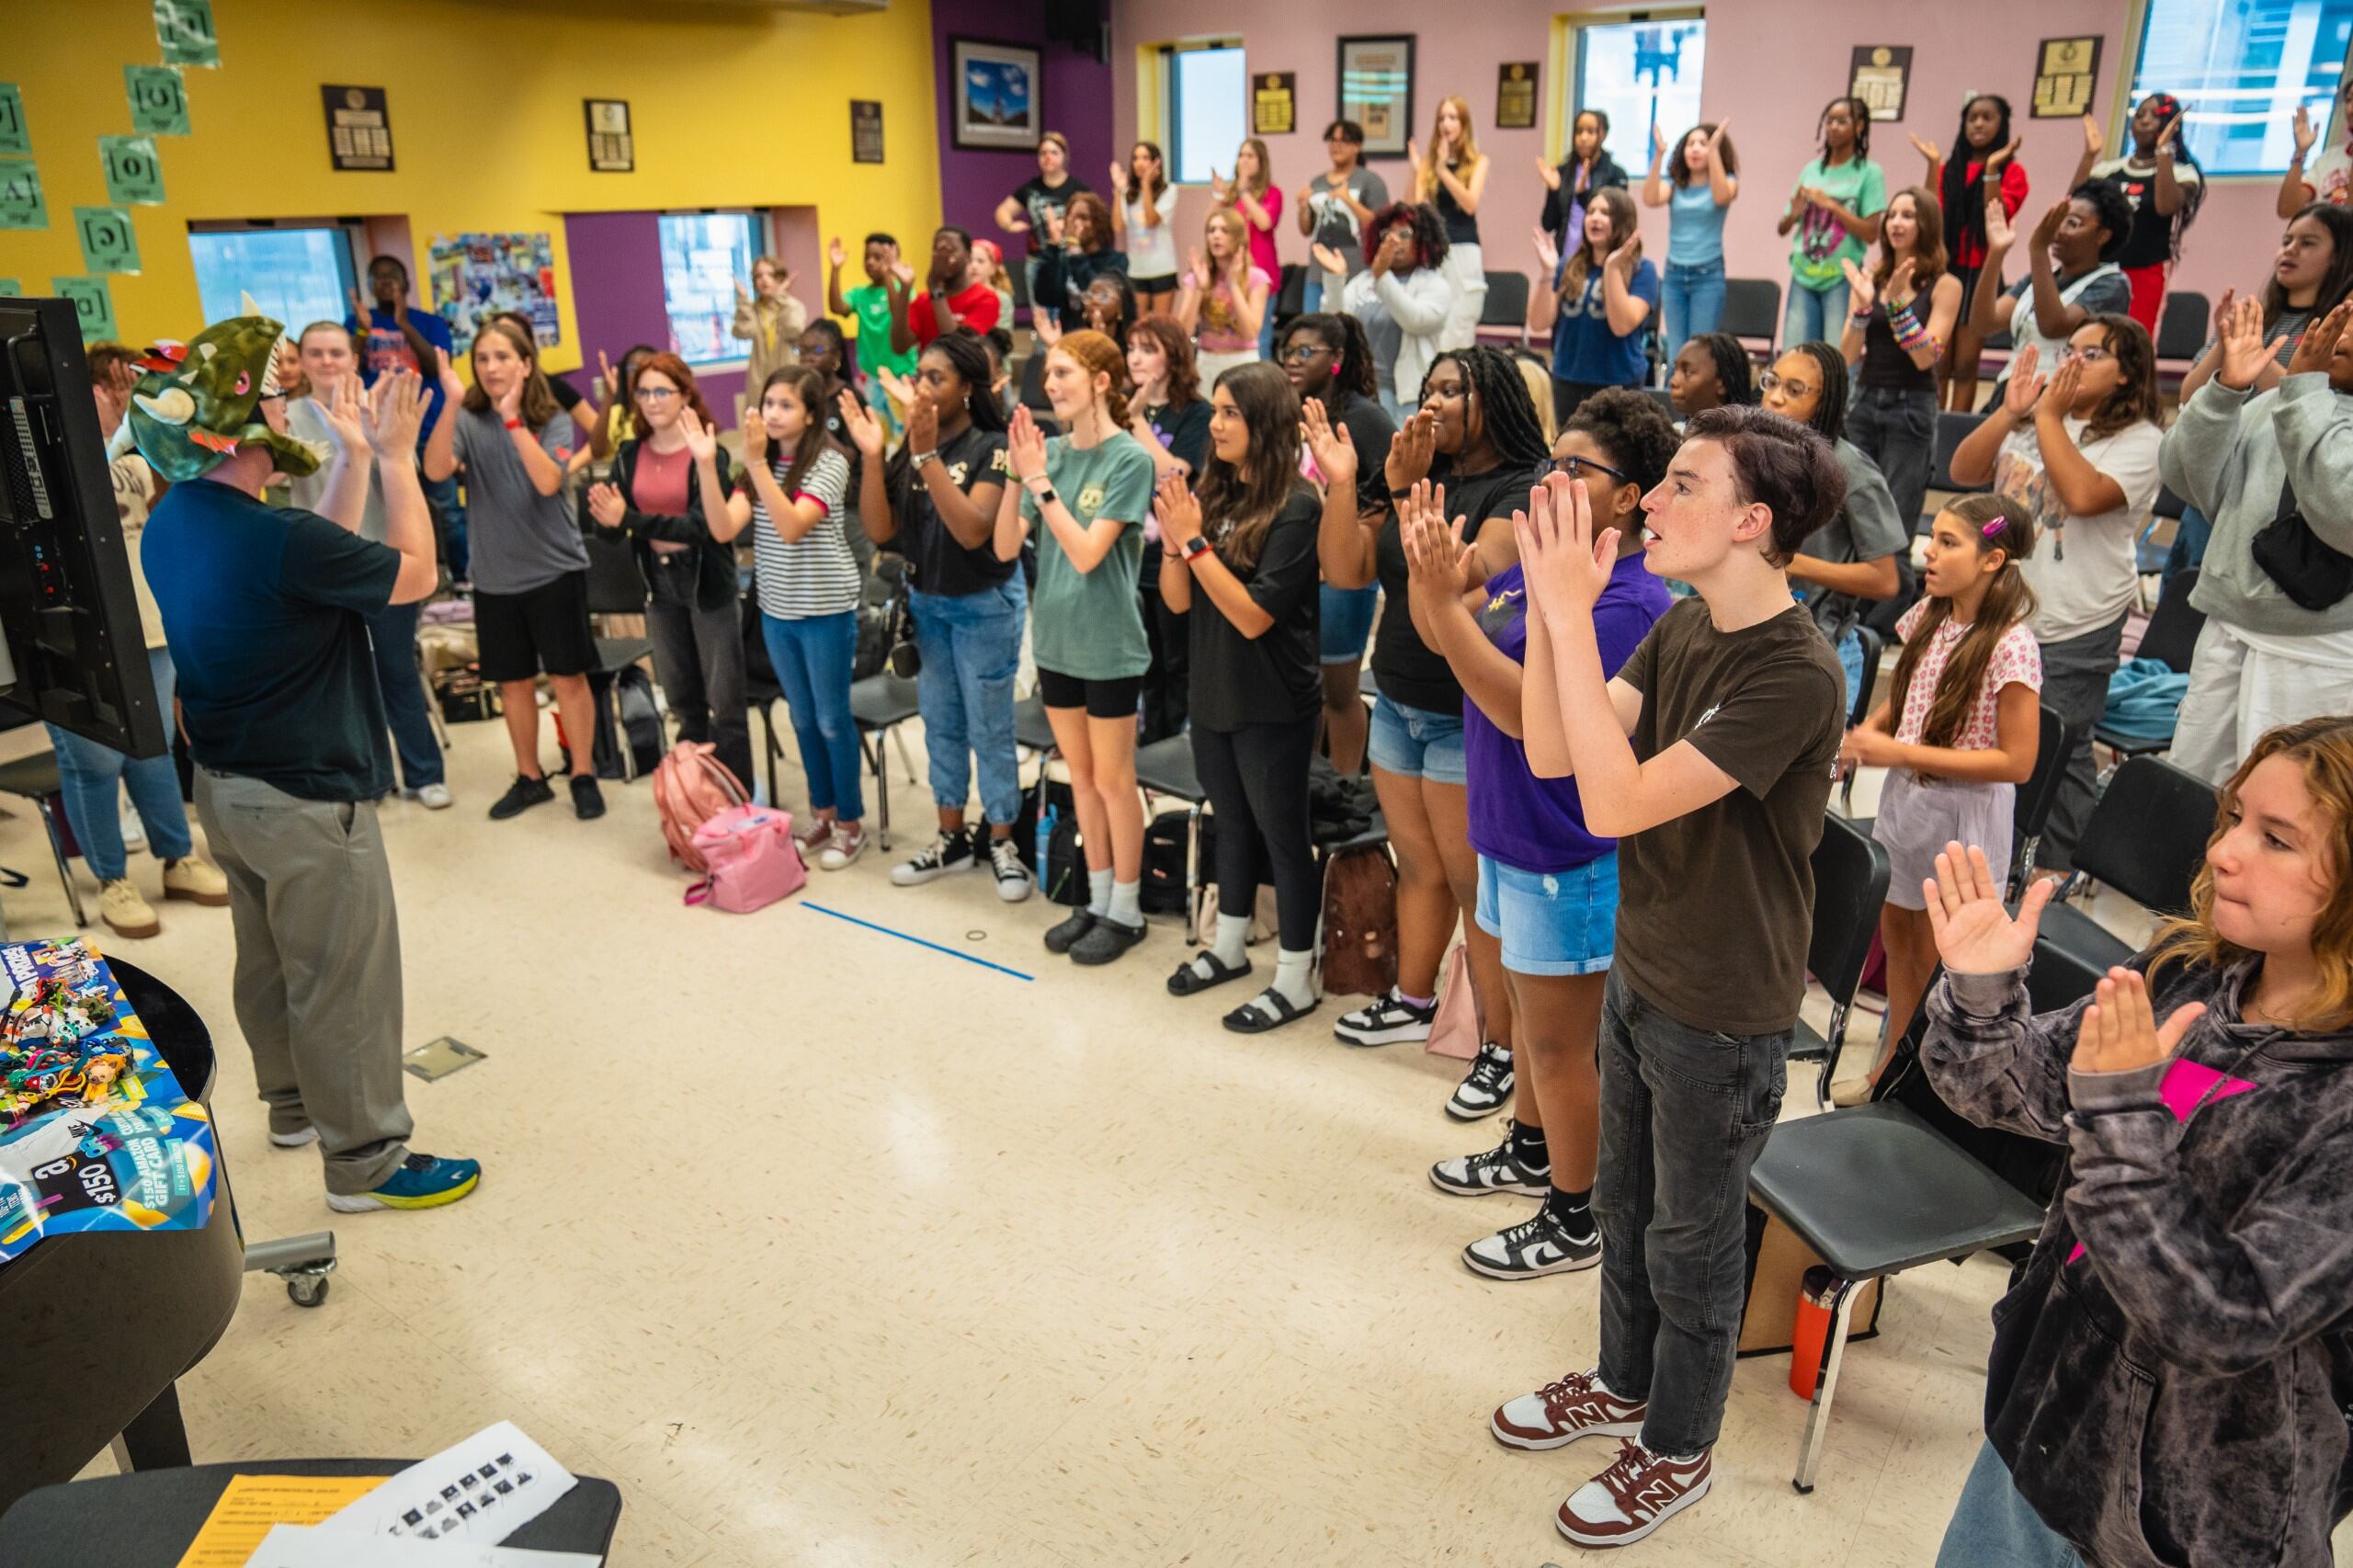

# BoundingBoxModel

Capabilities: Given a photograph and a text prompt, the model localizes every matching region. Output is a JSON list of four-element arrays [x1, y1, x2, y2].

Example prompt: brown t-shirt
[[1612, 598, 1844, 1036]]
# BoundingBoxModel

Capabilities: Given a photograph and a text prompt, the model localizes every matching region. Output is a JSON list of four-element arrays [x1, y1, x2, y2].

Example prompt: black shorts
[[1035, 666, 1142, 721], [475, 570, 596, 682], [1130, 273, 1178, 297]]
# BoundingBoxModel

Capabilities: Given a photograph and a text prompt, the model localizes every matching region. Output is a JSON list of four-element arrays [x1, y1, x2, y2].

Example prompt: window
[[1167, 43, 1247, 186], [187, 227, 358, 334], [657, 211, 762, 366], [2128, 0, 2353, 175], [1565, 15, 1707, 176]]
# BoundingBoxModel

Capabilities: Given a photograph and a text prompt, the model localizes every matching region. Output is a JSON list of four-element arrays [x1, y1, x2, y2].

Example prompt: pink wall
[[934, 0, 1116, 267], [1108, 0, 2276, 329]]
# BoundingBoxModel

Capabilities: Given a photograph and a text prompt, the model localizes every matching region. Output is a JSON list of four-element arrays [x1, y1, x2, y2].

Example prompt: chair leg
[[890, 726, 918, 786], [1815, 1000, 1848, 1108], [415, 646, 451, 751], [877, 726, 894, 850], [36, 799, 86, 928], [1792, 1277, 1866, 1494], [606, 679, 633, 783], [1182, 801, 1203, 945]]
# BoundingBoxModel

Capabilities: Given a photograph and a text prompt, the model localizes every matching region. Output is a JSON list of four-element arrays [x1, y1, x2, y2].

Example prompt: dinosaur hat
[[123, 299, 326, 483]]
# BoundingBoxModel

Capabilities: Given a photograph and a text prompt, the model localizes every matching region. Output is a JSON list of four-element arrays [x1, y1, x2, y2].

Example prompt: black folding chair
[[1790, 812, 1893, 1107], [1834, 627, 1887, 815], [2094, 569, 2204, 761], [1643, 385, 1677, 418], [2007, 704, 2072, 898], [1720, 278, 1781, 356], [2035, 755, 2215, 973], [579, 525, 658, 781], [1271, 264, 1306, 332], [0, 754, 86, 927], [1017, 351, 1052, 415], [849, 674, 923, 850], [1924, 411, 1990, 518], [2137, 486, 2187, 581], [1477, 270, 1531, 345], [2154, 290, 2209, 366], [1135, 733, 1209, 941]]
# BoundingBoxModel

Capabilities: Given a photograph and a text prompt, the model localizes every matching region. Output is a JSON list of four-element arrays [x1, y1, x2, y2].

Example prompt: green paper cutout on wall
[[52, 278, 117, 343], [100, 136, 165, 205], [153, 0, 220, 68], [74, 207, 141, 275], [0, 280, 22, 298], [0, 162, 46, 230], [0, 85, 29, 158], [126, 65, 190, 137]]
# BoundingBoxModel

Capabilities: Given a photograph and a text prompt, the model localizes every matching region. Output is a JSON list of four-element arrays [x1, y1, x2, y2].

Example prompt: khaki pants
[[196, 769, 412, 1194]]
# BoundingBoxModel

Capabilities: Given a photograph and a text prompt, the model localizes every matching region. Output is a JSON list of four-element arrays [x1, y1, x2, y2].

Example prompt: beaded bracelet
[[1888, 299, 1938, 356]]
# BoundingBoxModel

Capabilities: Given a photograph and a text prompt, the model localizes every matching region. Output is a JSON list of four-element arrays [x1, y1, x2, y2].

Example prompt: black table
[[0, 1460, 623, 1564]]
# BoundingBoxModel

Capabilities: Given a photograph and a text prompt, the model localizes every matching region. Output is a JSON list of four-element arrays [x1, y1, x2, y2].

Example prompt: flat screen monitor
[[0, 297, 165, 758]]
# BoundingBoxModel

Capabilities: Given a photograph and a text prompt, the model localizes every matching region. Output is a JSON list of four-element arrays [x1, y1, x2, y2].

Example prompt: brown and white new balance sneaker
[[1555, 1438, 1711, 1549], [1490, 1366, 1646, 1450]]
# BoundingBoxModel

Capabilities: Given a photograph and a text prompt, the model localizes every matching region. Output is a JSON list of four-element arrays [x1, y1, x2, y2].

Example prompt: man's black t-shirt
[[1187, 489, 1324, 731], [1371, 460, 1544, 715], [891, 425, 1014, 598]]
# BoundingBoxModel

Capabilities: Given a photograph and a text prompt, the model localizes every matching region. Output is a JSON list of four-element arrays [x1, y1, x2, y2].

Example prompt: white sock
[[1107, 877, 1142, 927], [1273, 947, 1317, 1008], [1189, 913, 1250, 980], [1087, 868, 1112, 916]]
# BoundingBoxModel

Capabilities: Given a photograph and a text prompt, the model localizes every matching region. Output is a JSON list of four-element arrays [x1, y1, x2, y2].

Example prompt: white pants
[[1438, 241, 1486, 351], [2171, 618, 2353, 785]]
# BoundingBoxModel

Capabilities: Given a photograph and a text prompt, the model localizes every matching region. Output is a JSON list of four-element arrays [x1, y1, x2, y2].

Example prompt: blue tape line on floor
[[801, 902, 1035, 981]]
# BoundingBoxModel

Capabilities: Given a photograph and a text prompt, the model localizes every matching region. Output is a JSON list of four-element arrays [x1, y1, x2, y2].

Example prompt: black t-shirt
[[1328, 390, 1398, 517], [1372, 459, 1545, 714], [549, 376, 584, 414], [1187, 489, 1324, 731], [1011, 174, 1092, 256], [891, 424, 1013, 597], [1138, 398, 1212, 478]]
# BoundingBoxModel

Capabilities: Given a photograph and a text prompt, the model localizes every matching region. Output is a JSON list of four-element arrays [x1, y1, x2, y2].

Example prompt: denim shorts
[[1367, 693, 1467, 785], [1476, 852, 1619, 976], [1319, 583, 1380, 665]]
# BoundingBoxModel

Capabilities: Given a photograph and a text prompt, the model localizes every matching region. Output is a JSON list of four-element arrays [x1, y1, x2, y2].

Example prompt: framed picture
[[584, 98, 632, 173], [1253, 73, 1296, 137], [1847, 45, 1912, 122], [951, 37, 1043, 152], [1337, 35, 1415, 159], [851, 99, 884, 164], [1495, 62, 1539, 130], [2032, 36, 2103, 119]]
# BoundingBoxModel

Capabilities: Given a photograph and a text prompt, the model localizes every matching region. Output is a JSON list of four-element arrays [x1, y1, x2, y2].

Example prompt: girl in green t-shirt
[[1779, 97, 1887, 347], [994, 329, 1158, 967]]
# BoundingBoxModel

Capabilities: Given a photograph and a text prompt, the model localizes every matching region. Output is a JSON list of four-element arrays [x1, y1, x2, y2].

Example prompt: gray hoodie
[[1925, 955, 2353, 1567], [2157, 373, 2353, 636]]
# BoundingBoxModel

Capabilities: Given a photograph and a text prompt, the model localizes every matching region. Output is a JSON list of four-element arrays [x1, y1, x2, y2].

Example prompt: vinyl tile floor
[[0, 710, 2304, 1566]]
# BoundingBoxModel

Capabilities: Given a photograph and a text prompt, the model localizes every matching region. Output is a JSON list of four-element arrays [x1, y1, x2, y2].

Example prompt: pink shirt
[[1233, 186, 1283, 280], [631, 443, 695, 553], [1892, 600, 2043, 749], [1193, 265, 1273, 354]]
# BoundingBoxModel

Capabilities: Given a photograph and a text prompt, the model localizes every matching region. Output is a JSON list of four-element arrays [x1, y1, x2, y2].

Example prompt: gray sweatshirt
[[2157, 372, 2353, 636]]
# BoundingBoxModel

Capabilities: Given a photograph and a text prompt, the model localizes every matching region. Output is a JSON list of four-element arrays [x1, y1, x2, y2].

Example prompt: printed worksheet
[[315, 1421, 579, 1546]]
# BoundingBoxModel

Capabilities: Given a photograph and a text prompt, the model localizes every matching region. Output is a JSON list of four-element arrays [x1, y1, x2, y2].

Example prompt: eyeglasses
[[1549, 454, 1632, 486], [1279, 343, 1328, 364], [2057, 345, 2115, 364], [1757, 370, 1815, 398], [635, 385, 680, 403]]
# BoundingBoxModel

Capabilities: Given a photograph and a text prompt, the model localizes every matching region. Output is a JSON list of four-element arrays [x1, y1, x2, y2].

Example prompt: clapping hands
[[1514, 472, 1619, 619]]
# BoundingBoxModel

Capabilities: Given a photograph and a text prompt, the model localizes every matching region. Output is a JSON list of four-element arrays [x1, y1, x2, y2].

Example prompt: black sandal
[[1222, 986, 1319, 1034], [1167, 951, 1253, 996]]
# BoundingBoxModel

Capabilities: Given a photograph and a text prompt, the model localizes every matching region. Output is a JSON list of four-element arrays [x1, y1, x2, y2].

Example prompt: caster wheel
[[287, 1276, 330, 1308]]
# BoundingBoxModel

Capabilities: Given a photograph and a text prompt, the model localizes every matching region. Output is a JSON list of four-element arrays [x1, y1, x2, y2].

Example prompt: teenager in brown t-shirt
[[1492, 404, 1846, 1550]]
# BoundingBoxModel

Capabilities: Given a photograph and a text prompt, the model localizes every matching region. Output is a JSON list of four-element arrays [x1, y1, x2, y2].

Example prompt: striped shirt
[[741, 446, 858, 619]]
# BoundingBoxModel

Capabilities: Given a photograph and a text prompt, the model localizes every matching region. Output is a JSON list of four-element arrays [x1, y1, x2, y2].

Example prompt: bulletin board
[[426, 232, 560, 356]]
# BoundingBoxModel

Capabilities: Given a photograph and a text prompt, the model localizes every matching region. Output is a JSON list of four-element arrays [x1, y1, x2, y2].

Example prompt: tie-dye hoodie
[[1924, 955, 2353, 1567]]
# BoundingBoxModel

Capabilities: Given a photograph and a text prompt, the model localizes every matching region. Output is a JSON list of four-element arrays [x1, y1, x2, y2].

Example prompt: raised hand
[[1886, 256, 1918, 308], [1153, 469, 1203, 551], [1208, 167, 1232, 203], [585, 481, 627, 529], [889, 261, 916, 289], [597, 347, 617, 401], [904, 386, 939, 455], [2071, 967, 2206, 1075], [1405, 140, 1422, 171], [365, 370, 425, 458], [1311, 242, 1347, 276], [2292, 103, 2318, 158], [2040, 354, 2085, 420], [740, 403, 769, 461], [1301, 398, 1358, 492], [1652, 123, 1668, 163], [493, 364, 525, 421], [2002, 345, 2046, 418], [1186, 245, 1209, 284], [322, 369, 369, 450], [348, 287, 370, 325], [679, 406, 718, 462], [1841, 256, 1876, 314], [2081, 112, 2103, 160], [1109, 160, 1130, 196], [827, 237, 847, 269], [2154, 114, 2182, 162], [1032, 311, 1064, 347], [1707, 117, 1733, 149], [735, 278, 753, 306], [835, 389, 885, 458], [1924, 842, 2053, 974], [1606, 236, 1641, 277], [1536, 154, 1562, 191], [1531, 224, 1561, 277], [1384, 409, 1438, 493], [1909, 131, 1941, 165], [1984, 195, 2017, 251], [1515, 472, 1617, 619], [2212, 285, 2238, 337], [1987, 135, 2022, 171], [1041, 205, 1066, 245], [874, 364, 915, 408], [2029, 199, 2070, 252], [1007, 403, 1048, 483], [1404, 489, 1472, 597], [2216, 294, 2272, 391], [2288, 297, 2353, 378], [434, 346, 465, 403]]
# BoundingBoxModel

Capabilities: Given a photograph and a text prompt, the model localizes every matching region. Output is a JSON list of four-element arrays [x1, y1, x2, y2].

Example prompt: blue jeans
[[365, 599, 444, 790], [1661, 259, 1726, 364], [1836, 623, 1865, 721], [421, 467, 466, 580], [761, 610, 863, 821], [2163, 502, 2211, 581], [1937, 1440, 2085, 1566], [911, 578, 1026, 827], [48, 644, 193, 881], [1782, 276, 1850, 349]]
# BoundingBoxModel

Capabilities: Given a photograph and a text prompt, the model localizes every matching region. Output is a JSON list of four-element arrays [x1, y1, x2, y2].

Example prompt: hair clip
[[1982, 516, 2008, 538]]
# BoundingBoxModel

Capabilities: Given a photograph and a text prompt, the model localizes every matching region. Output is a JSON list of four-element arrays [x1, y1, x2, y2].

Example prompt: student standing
[[1414, 391, 1677, 1278], [1210, 139, 1284, 358], [889, 227, 1004, 355], [994, 333, 1156, 964], [1540, 108, 1630, 255], [1969, 181, 2136, 392], [1336, 202, 1456, 421], [1539, 187, 1658, 424], [1111, 142, 1179, 316], [1666, 331, 1755, 420], [2085, 94, 2206, 334], [828, 233, 918, 437], [1126, 317, 1214, 743], [845, 334, 1032, 900], [1176, 209, 1272, 383], [1837, 494, 2042, 1098], [1033, 192, 1131, 336], [731, 256, 808, 397], [1918, 718, 2353, 1568], [2279, 79, 2353, 214], [2180, 203, 2353, 401], [1779, 97, 1887, 348], [1642, 120, 1739, 360], [1496, 406, 1847, 1549], [1839, 187, 1964, 538], [995, 131, 1091, 310], [2163, 297, 2353, 786], [585, 356, 756, 801], [347, 254, 462, 578], [1412, 97, 1491, 351], [732, 366, 864, 867], [1950, 319, 2165, 880], [1910, 95, 2026, 409], [1296, 120, 1389, 313], [421, 324, 604, 822], [1155, 365, 1324, 1029]]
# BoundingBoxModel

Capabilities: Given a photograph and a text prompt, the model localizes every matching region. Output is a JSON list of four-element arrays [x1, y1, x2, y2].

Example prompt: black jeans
[[1595, 971, 1790, 1456], [2034, 611, 2130, 876], [645, 552, 754, 789], [1189, 717, 1320, 951], [1845, 383, 1938, 537]]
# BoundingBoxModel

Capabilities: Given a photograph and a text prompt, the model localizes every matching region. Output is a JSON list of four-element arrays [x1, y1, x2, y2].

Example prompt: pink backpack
[[685, 804, 806, 913], [1424, 939, 1485, 1062], [653, 741, 747, 873]]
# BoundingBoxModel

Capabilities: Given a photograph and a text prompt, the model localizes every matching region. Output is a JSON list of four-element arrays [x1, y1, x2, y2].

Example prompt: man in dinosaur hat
[[131, 307, 480, 1212]]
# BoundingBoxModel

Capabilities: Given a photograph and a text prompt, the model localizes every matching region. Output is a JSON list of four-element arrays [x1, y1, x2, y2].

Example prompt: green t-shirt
[[1021, 431, 1154, 680], [847, 282, 918, 379], [1787, 156, 1887, 290]]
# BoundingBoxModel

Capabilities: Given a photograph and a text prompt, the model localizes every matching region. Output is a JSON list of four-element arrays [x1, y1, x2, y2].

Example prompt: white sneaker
[[986, 835, 1033, 903], [404, 782, 453, 810], [818, 823, 869, 870]]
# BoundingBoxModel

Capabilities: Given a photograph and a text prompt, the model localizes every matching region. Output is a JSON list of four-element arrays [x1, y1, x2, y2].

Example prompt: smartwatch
[[1182, 536, 1211, 561]]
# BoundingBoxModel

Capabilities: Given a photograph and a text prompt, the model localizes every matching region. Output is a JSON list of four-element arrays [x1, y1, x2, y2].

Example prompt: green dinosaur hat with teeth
[[123, 301, 327, 483]]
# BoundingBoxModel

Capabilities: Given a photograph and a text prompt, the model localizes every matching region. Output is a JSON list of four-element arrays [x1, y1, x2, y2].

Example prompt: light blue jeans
[[911, 576, 1027, 827], [1782, 276, 1851, 349], [1661, 258, 1726, 364], [49, 643, 192, 881], [760, 610, 863, 822], [1936, 1440, 2084, 1566]]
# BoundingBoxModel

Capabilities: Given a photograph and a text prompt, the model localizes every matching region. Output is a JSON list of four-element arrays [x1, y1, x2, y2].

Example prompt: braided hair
[[1688, 332, 1756, 405], [2136, 93, 2207, 260], [1938, 94, 2014, 260], [1820, 96, 1873, 163], [1424, 345, 1552, 472], [1785, 341, 1851, 444]]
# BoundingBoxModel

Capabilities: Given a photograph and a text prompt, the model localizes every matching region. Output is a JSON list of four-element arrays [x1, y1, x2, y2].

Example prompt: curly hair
[[1685, 332, 1756, 407], [1424, 345, 1552, 473], [1563, 386, 1683, 497], [1361, 201, 1449, 271], [1279, 312, 1378, 404], [1064, 190, 1116, 254], [2074, 179, 2137, 265], [1667, 123, 1738, 186]]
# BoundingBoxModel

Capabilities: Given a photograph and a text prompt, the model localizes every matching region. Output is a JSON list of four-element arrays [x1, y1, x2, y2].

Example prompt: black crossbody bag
[[2249, 474, 2353, 613]]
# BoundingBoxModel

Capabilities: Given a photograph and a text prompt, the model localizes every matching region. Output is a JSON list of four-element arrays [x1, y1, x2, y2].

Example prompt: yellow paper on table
[[174, 1474, 387, 1568]]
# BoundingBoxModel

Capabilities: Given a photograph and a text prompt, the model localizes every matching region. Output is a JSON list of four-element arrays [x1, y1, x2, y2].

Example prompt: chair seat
[[1749, 1102, 2046, 1279], [1135, 734, 1204, 801], [2033, 900, 2136, 974], [0, 752, 63, 799], [2092, 724, 2170, 760], [1014, 695, 1056, 754], [1787, 1015, 1830, 1063], [593, 636, 653, 674], [849, 674, 921, 730]]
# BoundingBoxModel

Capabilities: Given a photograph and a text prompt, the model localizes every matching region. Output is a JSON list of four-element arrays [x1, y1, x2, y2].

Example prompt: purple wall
[[560, 209, 745, 427], [931, 0, 1114, 260]]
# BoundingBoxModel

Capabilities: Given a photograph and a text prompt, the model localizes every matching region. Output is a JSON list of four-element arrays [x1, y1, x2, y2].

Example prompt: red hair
[[631, 352, 717, 432]]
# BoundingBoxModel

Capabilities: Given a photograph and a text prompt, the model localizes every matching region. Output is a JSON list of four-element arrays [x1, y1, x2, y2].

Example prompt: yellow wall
[[0, 0, 942, 371]]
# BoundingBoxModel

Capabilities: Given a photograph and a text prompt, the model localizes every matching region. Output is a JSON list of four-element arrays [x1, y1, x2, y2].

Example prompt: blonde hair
[[1416, 96, 1483, 201], [1049, 330, 1131, 428], [2150, 716, 2353, 1030], [1203, 208, 1250, 278]]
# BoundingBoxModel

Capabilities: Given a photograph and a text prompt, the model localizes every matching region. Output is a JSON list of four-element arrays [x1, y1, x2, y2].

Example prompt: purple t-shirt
[[1464, 553, 1673, 872]]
